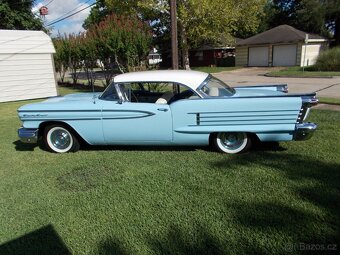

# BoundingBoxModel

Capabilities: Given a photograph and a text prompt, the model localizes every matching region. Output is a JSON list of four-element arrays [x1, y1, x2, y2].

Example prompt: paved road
[[213, 67, 340, 98]]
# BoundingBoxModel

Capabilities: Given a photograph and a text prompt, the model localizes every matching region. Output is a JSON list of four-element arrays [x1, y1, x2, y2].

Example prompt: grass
[[191, 66, 240, 73], [0, 97, 339, 254], [319, 97, 340, 105], [57, 85, 104, 96], [267, 66, 340, 77]]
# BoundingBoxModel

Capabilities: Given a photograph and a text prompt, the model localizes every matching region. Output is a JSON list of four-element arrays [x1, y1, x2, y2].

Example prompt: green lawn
[[0, 98, 339, 254], [319, 97, 340, 105], [267, 66, 340, 77]]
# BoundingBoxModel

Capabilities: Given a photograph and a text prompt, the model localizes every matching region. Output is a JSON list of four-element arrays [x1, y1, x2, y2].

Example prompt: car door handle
[[157, 108, 168, 112]]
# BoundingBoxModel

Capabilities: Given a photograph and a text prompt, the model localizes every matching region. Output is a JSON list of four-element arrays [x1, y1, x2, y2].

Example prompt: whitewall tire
[[212, 132, 251, 154], [43, 125, 80, 153]]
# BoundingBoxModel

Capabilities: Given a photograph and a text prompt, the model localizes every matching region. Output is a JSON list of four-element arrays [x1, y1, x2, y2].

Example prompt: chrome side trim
[[233, 84, 288, 93], [18, 128, 39, 143], [293, 123, 317, 141]]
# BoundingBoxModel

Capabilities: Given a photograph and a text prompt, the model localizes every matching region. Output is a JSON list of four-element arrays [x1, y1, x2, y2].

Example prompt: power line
[[32, 0, 54, 16], [44, 0, 55, 7], [46, 2, 96, 27], [46, 0, 93, 25]]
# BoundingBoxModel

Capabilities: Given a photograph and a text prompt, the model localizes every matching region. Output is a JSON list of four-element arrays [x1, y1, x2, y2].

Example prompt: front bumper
[[293, 123, 317, 141], [18, 128, 39, 143]]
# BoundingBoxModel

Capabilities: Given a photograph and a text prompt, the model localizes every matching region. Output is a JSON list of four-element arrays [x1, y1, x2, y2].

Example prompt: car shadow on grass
[[13, 139, 287, 154], [0, 224, 71, 255], [81, 144, 209, 153], [74, 140, 287, 153], [12, 140, 38, 151]]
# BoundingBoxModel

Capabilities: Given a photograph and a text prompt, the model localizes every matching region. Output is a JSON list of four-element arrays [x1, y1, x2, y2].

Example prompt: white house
[[235, 25, 328, 67], [0, 30, 57, 103]]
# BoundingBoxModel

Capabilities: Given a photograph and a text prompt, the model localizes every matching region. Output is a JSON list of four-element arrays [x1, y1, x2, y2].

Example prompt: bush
[[314, 47, 340, 71]]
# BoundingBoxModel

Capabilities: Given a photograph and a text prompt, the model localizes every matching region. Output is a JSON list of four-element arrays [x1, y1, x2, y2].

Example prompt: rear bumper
[[18, 127, 39, 143], [293, 123, 317, 141]]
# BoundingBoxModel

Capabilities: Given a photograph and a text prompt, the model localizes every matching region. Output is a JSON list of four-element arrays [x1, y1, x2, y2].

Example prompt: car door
[[101, 100, 172, 144]]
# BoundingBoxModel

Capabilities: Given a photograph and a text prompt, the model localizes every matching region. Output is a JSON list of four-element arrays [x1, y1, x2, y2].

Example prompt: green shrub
[[315, 47, 340, 71]]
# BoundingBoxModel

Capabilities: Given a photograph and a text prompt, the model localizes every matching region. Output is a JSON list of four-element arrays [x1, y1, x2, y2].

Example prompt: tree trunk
[[335, 16, 340, 46], [58, 64, 66, 83], [115, 55, 125, 73], [179, 24, 190, 70]]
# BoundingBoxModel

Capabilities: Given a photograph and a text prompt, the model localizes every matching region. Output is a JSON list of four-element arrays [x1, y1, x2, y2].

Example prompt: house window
[[195, 51, 204, 61]]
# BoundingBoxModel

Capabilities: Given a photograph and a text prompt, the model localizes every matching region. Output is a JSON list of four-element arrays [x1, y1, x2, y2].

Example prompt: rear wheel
[[212, 132, 252, 154], [43, 125, 80, 153]]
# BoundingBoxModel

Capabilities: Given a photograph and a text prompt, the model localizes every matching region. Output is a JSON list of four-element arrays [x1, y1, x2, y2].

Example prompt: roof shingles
[[237, 25, 326, 46]]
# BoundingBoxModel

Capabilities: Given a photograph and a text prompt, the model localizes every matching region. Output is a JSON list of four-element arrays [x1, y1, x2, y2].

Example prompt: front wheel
[[43, 125, 80, 153], [212, 132, 252, 154]]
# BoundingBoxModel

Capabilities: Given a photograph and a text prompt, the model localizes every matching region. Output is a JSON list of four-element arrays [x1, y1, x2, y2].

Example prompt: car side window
[[122, 82, 198, 104]]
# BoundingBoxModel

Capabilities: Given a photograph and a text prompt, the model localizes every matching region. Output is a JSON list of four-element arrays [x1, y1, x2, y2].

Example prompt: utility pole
[[170, 0, 179, 69]]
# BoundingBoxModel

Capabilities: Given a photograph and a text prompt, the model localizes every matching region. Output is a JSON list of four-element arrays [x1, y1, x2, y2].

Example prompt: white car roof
[[114, 70, 209, 91]]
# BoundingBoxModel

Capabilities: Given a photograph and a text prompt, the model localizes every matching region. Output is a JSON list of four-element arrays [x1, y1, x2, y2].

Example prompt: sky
[[32, 0, 95, 37]]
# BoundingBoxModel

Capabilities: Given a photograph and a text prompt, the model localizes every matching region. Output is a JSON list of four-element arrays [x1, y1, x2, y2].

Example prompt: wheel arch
[[209, 131, 259, 146], [38, 121, 89, 145]]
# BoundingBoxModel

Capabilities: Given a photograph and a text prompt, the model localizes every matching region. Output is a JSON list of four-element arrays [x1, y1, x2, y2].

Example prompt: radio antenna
[[91, 70, 96, 104]]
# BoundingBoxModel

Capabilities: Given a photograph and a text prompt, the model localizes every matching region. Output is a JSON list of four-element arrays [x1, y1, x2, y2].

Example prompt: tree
[[175, 0, 266, 69], [83, 0, 109, 29], [67, 34, 83, 85], [324, 0, 340, 46], [0, 0, 44, 30], [78, 33, 98, 87], [102, 0, 266, 69], [88, 13, 152, 85], [53, 37, 70, 83], [262, 1, 326, 35]]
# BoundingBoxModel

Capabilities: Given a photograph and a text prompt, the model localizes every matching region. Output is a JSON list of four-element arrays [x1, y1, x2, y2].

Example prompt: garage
[[235, 25, 328, 67], [273, 44, 297, 66], [248, 47, 268, 66]]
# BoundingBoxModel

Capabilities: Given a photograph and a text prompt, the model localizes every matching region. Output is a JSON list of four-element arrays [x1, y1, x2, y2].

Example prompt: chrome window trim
[[197, 74, 236, 98], [114, 83, 127, 103], [115, 81, 203, 103], [233, 84, 288, 93]]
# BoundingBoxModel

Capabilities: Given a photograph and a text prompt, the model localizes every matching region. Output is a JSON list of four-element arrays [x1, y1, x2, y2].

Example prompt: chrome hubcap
[[220, 133, 244, 150], [51, 129, 71, 150]]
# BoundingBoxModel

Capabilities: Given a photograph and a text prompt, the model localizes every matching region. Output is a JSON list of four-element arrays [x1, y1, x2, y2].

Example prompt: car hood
[[233, 88, 284, 97], [18, 93, 104, 112], [44, 92, 102, 103]]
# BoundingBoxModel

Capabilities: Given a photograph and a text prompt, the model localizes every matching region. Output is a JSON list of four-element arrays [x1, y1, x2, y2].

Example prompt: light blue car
[[18, 70, 318, 154]]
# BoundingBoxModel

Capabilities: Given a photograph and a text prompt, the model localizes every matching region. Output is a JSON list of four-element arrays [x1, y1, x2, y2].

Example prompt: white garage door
[[273, 44, 297, 66], [248, 47, 269, 66]]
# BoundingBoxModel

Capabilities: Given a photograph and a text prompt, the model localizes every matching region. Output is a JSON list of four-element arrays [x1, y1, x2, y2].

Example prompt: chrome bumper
[[18, 128, 39, 143], [293, 123, 317, 141]]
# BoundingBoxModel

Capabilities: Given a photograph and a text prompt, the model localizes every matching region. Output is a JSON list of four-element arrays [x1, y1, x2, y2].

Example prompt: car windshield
[[199, 75, 235, 97]]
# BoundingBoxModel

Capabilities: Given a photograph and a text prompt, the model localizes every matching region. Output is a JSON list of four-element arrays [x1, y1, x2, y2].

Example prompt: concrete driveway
[[213, 68, 340, 98]]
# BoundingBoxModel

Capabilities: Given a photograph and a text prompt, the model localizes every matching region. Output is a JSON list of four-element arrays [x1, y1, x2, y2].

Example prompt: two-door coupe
[[18, 70, 318, 154]]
